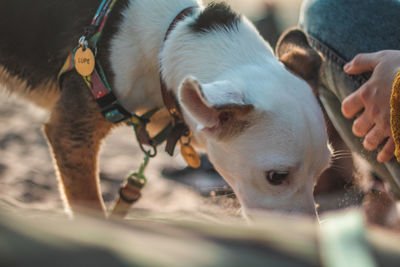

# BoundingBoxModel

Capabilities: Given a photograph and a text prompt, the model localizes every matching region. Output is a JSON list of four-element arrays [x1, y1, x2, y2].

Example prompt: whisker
[[331, 155, 353, 161], [200, 186, 232, 191], [331, 151, 353, 156], [210, 193, 236, 199], [332, 153, 352, 157], [331, 150, 353, 157], [330, 151, 353, 161]]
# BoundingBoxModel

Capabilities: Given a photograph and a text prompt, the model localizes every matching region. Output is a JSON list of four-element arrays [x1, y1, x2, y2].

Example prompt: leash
[[109, 153, 150, 219], [58, 0, 200, 218], [159, 6, 201, 169]]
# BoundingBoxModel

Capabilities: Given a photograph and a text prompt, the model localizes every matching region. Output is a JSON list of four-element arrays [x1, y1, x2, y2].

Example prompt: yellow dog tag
[[74, 47, 95, 77], [181, 144, 201, 168]]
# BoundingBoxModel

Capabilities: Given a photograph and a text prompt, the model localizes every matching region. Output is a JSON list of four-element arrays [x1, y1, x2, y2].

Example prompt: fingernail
[[343, 64, 350, 71], [377, 155, 385, 163], [377, 153, 391, 163]]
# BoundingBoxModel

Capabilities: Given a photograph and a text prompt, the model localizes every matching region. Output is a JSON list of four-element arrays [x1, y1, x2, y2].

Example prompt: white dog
[[0, 0, 330, 218]]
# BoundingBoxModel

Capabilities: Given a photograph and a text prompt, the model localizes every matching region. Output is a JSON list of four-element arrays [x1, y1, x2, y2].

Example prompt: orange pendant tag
[[181, 144, 201, 168], [74, 47, 95, 77]]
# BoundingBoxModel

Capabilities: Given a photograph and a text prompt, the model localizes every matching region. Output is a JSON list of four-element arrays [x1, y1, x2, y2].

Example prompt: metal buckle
[[101, 102, 131, 123]]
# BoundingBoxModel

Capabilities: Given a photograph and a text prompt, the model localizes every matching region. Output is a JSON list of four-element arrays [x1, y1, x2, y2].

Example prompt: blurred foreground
[[1, 206, 400, 267]]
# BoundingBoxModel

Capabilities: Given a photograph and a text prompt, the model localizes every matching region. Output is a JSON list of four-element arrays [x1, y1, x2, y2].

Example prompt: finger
[[377, 138, 395, 163], [342, 90, 364, 119], [352, 113, 374, 137], [344, 52, 380, 75], [363, 126, 387, 151]]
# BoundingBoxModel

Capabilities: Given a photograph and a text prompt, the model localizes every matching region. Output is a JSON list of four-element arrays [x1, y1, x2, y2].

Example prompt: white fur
[[110, 0, 331, 218], [110, 0, 203, 111]]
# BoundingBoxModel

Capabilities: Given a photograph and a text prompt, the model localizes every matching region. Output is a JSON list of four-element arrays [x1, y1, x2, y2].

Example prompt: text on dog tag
[[181, 144, 201, 169], [74, 47, 95, 77]]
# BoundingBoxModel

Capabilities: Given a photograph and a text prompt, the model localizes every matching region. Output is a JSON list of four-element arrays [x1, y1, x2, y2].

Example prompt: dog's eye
[[219, 111, 231, 123], [265, 171, 289, 186]]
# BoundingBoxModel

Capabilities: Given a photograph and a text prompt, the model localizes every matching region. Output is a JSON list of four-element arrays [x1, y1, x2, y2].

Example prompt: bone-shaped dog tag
[[181, 144, 201, 168], [74, 47, 95, 77]]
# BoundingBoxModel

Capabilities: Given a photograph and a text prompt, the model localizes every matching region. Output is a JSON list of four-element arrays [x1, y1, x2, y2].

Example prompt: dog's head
[[178, 28, 330, 218]]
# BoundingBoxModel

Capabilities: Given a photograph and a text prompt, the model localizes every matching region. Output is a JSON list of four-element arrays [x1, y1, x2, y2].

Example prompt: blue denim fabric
[[299, 0, 400, 197], [300, 0, 400, 61]]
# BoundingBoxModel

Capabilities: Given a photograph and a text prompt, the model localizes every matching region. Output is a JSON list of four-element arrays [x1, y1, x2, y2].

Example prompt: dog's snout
[[242, 202, 318, 221], [290, 206, 318, 218], [243, 206, 318, 224]]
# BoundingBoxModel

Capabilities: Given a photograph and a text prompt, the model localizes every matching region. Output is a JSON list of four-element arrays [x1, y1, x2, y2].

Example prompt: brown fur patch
[[279, 47, 321, 90], [216, 104, 256, 140], [43, 73, 113, 215], [276, 28, 322, 93]]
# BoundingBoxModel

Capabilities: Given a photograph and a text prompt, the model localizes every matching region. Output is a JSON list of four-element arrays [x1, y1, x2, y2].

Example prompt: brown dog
[[276, 28, 400, 228]]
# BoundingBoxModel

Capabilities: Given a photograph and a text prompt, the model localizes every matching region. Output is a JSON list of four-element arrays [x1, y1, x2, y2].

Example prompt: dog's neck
[[109, 0, 201, 111]]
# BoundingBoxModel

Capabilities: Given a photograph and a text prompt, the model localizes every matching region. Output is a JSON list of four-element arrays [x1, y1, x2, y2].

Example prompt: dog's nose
[[242, 205, 318, 223], [289, 206, 318, 219]]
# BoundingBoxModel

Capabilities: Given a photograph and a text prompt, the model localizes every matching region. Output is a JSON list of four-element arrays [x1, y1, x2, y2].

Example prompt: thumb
[[344, 52, 380, 75]]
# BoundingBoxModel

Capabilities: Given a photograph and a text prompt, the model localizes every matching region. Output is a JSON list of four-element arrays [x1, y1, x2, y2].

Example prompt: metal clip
[[180, 130, 192, 146], [138, 143, 157, 158]]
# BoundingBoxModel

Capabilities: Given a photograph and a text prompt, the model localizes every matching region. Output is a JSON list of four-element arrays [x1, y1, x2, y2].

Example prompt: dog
[[276, 27, 400, 229], [0, 0, 330, 218]]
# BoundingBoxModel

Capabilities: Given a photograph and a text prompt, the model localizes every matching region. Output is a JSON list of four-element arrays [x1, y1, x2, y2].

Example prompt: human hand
[[341, 50, 400, 163]]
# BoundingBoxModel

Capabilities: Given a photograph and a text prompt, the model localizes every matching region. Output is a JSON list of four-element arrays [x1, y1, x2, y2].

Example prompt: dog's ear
[[276, 28, 322, 91], [179, 76, 253, 138]]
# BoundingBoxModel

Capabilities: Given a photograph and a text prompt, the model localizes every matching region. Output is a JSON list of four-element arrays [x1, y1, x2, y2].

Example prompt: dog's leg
[[44, 74, 113, 215]]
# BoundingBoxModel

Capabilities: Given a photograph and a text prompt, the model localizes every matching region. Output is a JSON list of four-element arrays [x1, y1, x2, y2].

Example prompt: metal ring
[[118, 187, 140, 204], [78, 36, 88, 49], [180, 131, 192, 146], [146, 145, 157, 158], [138, 142, 157, 158]]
